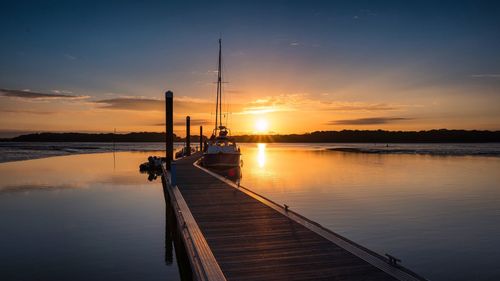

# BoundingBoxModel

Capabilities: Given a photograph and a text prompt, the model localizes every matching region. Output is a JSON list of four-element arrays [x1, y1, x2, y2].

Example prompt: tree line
[[4, 129, 500, 143]]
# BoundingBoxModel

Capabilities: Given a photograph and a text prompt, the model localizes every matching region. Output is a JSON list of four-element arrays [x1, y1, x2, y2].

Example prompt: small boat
[[202, 39, 241, 168], [203, 126, 241, 167], [139, 156, 165, 181], [175, 146, 196, 159]]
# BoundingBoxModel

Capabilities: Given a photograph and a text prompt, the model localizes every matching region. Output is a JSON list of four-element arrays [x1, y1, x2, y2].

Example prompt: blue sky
[[1, 0, 499, 136]]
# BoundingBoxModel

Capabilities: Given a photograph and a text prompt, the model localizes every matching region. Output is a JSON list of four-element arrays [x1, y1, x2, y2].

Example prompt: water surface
[[1, 143, 499, 281], [238, 143, 500, 281], [0, 152, 184, 281]]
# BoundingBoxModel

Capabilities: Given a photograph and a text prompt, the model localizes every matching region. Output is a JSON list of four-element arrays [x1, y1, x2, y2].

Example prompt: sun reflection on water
[[257, 143, 266, 168]]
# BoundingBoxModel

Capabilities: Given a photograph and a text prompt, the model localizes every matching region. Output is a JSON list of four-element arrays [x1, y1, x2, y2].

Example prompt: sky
[[1, 0, 499, 137]]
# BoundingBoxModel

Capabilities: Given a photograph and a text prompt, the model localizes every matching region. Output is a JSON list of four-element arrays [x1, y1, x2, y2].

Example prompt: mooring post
[[199, 126, 203, 152], [165, 90, 173, 170], [186, 116, 191, 156]]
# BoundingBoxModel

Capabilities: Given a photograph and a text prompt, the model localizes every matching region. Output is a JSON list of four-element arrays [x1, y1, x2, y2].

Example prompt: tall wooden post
[[165, 90, 173, 170], [186, 116, 191, 156], [199, 126, 203, 152]]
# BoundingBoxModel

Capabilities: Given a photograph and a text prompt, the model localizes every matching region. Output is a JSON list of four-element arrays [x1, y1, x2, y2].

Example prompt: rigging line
[[226, 88, 233, 126], [222, 49, 230, 128], [222, 60, 227, 128], [218, 38, 223, 128], [222, 51, 229, 127], [225, 85, 228, 127], [215, 38, 221, 131]]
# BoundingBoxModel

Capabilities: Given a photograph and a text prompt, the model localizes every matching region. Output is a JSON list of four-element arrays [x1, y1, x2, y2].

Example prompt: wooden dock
[[161, 152, 426, 281]]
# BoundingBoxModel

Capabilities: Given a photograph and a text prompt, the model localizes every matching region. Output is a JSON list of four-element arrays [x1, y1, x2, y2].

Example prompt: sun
[[255, 119, 269, 133]]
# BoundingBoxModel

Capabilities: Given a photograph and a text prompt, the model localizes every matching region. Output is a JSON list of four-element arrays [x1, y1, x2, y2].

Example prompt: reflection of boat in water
[[139, 156, 164, 181], [202, 38, 241, 168]]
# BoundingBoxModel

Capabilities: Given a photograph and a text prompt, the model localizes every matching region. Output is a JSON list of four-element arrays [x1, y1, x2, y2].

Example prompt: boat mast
[[214, 40, 219, 131], [217, 38, 223, 129]]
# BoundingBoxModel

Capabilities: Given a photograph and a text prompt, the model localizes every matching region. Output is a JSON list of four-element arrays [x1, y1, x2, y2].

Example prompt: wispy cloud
[[470, 74, 500, 78], [327, 117, 412, 125], [236, 94, 402, 115], [321, 102, 399, 111], [51, 89, 73, 94], [353, 9, 377, 20], [95, 98, 163, 111], [0, 88, 87, 99], [64, 53, 77, 60], [236, 94, 299, 115], [94, 96, 213, 112], [3, 109, 55, 115], [95, 94, 404, 117]]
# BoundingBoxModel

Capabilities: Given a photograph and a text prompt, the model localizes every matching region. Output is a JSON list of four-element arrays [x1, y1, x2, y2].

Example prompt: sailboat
[[202, 39, 241, 168]]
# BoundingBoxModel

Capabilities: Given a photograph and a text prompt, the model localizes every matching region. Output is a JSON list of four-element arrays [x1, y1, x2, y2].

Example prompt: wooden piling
[[165, 90, 173, 170], [199, 126, 203, 152], [186, 116, 191, 156]]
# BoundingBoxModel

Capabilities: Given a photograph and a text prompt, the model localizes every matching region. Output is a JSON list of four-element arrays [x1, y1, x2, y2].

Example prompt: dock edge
[[161, 163, 227, 281]]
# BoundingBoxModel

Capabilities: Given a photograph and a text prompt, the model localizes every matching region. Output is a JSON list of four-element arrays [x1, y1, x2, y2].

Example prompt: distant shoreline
[[328, 146, 500, 157], [1, 142, 499, 164], [2, 129, 500, 143]]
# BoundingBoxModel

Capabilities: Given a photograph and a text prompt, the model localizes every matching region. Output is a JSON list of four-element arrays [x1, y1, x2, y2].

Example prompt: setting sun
[[255, 119, 269, 133]]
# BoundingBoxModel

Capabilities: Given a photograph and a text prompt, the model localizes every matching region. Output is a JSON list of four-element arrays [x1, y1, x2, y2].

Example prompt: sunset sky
[[1, 0, 499, 137]]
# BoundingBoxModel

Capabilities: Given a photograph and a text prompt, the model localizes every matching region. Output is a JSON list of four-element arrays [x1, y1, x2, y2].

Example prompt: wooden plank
[[192, 160, 426, 281], [165, 153, 426, 281], [161, 160, 227, 281]]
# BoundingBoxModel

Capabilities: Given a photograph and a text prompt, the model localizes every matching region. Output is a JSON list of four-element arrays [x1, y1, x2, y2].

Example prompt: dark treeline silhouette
[[4, 129, 500, 143], [8, 132, 182, 142], [233, 130, 500, 143]]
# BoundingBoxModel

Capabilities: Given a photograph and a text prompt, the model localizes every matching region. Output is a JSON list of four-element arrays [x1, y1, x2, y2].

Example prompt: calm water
[[0, 152, 185, 281], [1, 143, 500, 280], [0, 142, 184, 163], [239, 143, 500, 281]]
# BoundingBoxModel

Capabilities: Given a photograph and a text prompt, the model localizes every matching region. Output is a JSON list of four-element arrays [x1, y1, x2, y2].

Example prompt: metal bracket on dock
[[386, 253, 402, 266]]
